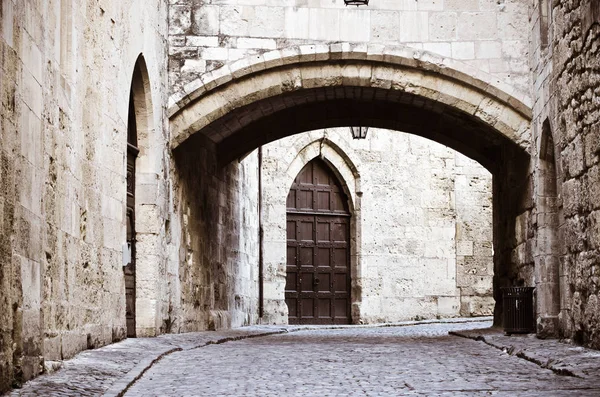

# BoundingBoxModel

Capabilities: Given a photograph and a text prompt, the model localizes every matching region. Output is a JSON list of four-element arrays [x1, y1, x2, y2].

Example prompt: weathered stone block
[[191, 5, 219, 35], [457, 12, 498, 41], [169, 5, 191, 35], [562, 177, 584, 217], [371, 11, 400, 42], [562, 135, 586, 178]]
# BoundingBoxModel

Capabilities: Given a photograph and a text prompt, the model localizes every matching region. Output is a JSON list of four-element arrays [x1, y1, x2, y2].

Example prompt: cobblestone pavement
[[4, 326, 286, 397], [4, 319, 600, 397], [124, 321, 600, 397], [452, 328, 600, 379]]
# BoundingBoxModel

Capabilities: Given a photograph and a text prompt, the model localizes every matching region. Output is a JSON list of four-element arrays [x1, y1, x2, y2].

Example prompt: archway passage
[[170, 45, 535, 329], [286, 159, 352, 324]]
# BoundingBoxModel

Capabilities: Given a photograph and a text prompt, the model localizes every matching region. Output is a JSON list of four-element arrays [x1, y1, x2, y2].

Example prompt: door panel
[[318, 299, 331, 318], [317, 273, 331, 292], [335, 299, 349, 319], [301, 298, 315, 317], [285, 159, 351, 325]]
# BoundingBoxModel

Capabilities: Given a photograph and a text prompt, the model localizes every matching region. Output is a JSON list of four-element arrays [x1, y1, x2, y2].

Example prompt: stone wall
[[171, 138, 259, 332], [260, 128, 493, 324], [168, 0, 531, 95], [454, 152, 495, 316], [4, 0, 599, 392], [0, 0, 170, 390], [540, 0, 600, 347], [529, 0, 560, 338]]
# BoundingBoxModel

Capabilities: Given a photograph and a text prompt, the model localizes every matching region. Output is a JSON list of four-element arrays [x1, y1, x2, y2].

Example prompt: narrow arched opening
[[534, 118, 561, 337], [125, 80, 139, 338], [125, 55, 160, 337]]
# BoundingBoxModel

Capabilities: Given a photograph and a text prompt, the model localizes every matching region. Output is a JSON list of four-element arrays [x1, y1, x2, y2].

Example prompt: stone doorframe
[[261, 134, 363, 324], [127, 55, 166, 337]]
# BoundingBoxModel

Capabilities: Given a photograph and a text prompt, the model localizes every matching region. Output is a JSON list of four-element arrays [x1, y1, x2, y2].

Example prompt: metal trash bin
[[502, 287, 535, 335]]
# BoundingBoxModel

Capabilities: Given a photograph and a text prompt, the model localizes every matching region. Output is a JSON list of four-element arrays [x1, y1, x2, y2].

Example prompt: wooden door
[[285, 159, 351, 325], [125, 91, 138, 338]]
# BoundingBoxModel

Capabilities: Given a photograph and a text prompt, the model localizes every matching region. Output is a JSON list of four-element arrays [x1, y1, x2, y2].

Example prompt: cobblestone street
[[5, 319, 600, 396], [124, 321, 600, 397]]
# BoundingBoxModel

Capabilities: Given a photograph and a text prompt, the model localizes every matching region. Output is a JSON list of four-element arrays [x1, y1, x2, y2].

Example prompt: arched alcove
[[285, 158, 352, 324], [535, 118, 561, 337], [126, 55, 163, 337]]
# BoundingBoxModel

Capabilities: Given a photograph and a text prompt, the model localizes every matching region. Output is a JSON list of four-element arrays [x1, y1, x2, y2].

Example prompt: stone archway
[[285, 158, 352, 324], [170, 44, 535, 328], [261, 135, 362, 324], [169, 44, 531, 170], [127, 55, 164, 337]]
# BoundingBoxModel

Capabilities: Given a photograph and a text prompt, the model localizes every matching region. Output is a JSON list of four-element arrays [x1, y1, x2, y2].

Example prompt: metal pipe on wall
[[258, 146, 264, 319]]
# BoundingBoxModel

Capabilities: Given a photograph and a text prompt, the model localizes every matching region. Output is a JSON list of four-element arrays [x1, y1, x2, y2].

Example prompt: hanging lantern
[[350, 126, 368, 139], [344, 0, 369, 6]]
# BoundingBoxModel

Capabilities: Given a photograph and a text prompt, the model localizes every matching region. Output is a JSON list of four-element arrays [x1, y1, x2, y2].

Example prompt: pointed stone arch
[[284, 137, 361, 213], [261, 135, 363, 324], [126, 54, 163, 337], [535, 118, 561, 337]]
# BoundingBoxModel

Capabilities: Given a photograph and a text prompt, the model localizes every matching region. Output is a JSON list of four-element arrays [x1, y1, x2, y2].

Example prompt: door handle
[[314, 278, 320, 285]]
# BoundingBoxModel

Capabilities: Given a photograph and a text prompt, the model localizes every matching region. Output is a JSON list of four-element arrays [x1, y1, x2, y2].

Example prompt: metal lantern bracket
[[350, 126, 369, 139], [344, 0, 369, 6]]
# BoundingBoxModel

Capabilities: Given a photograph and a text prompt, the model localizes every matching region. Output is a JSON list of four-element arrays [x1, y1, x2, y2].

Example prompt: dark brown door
[[125, 91, 138, 338], [285, 159, 351, 325]]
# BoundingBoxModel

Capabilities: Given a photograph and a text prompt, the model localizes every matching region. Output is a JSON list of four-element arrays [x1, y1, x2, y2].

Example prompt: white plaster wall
[[261, 128, 494, 324]]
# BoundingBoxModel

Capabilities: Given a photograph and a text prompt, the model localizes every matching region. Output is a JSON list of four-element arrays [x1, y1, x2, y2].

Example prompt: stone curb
[[449, 330, 583, 378], [281, 316, 493, 334], [102, 347, 182, 397], [101, 329, 287, 397]]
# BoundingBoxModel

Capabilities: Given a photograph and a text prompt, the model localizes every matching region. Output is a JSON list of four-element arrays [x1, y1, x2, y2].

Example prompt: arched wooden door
[[286, 159, 351, 324]]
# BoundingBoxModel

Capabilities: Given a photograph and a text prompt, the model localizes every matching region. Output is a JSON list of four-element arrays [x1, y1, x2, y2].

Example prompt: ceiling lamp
[[344, 0, 369, 6], [350, 126, 368, 139]]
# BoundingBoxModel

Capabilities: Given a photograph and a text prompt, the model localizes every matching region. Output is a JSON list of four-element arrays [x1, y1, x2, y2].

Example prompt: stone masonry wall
[[0, 0, 170, 391], [260, 128, 493, 324], [171, 138, 259, 332], [454, 152, 495, 316], [168, 0, 531, 96], [547, 1, 600, 348], [529, 0, 561, 337]]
